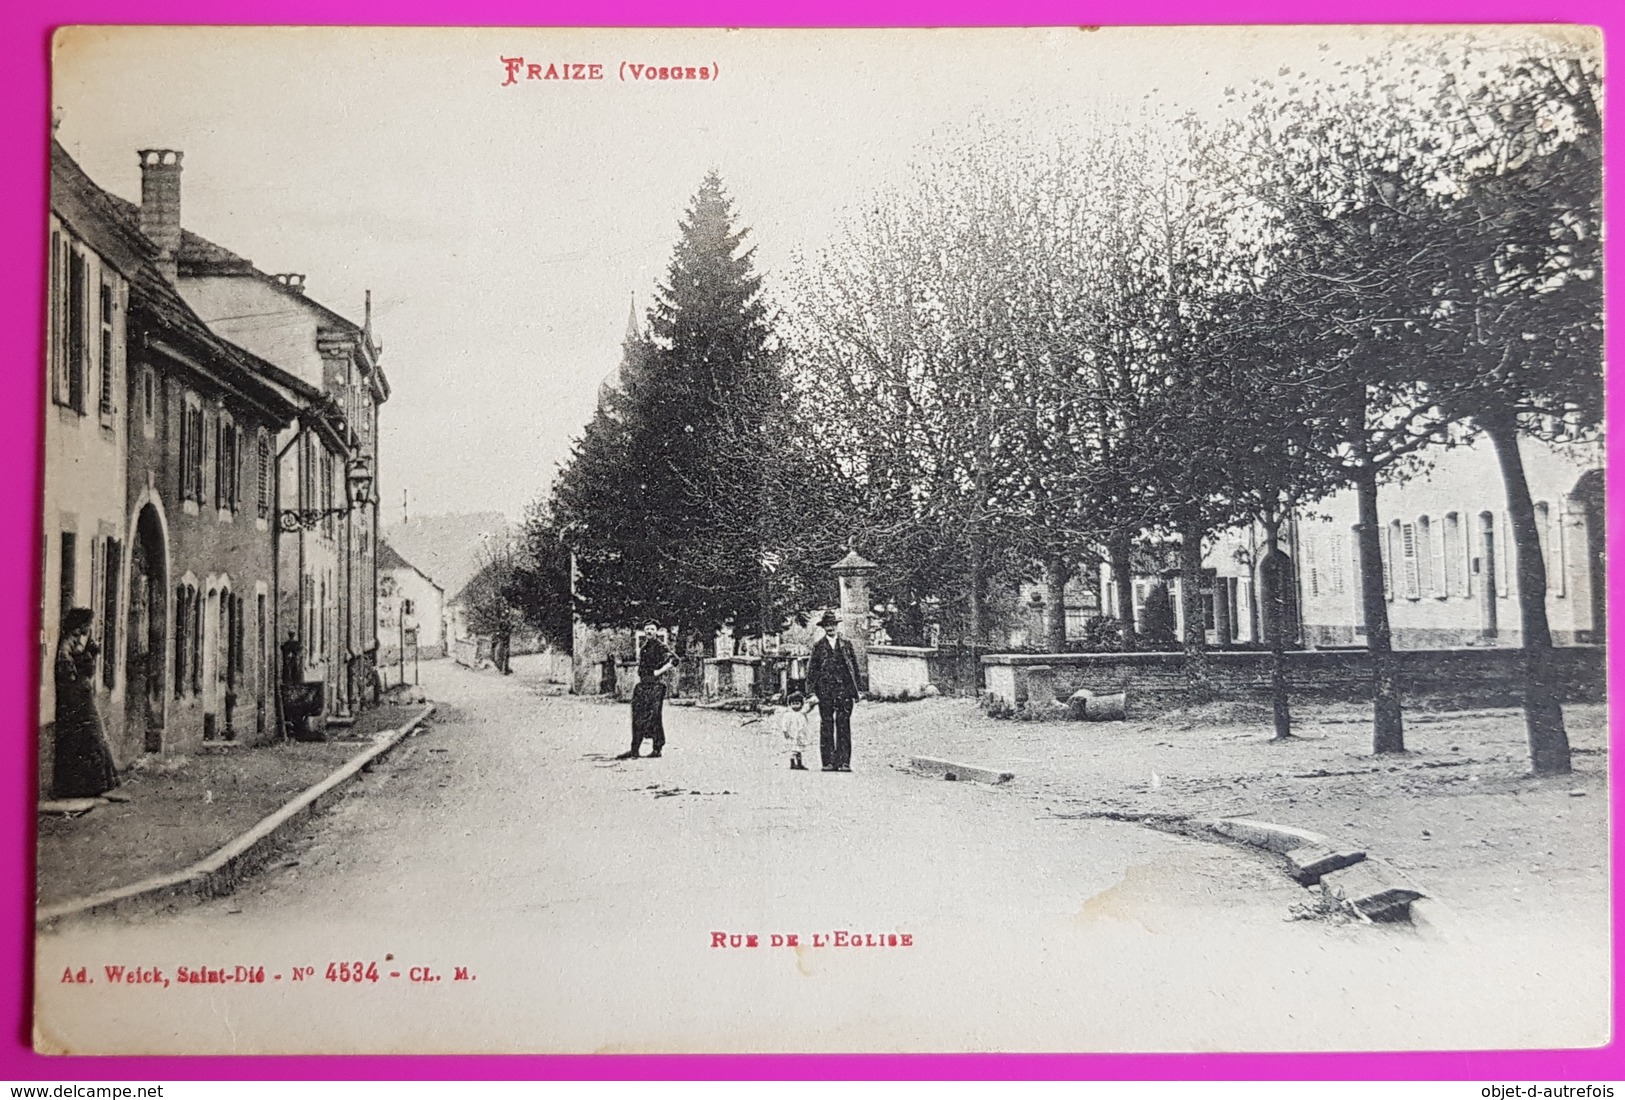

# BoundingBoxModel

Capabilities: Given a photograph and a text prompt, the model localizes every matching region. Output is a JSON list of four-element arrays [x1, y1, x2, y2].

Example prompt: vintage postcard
[[34, 25, 1607, 1055]]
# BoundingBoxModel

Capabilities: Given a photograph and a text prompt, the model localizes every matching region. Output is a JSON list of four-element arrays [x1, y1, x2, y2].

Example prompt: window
[[214, 417, 240, 512], [1416, 516, 1436, 597], [178, 398, 206, 503], [143, 368, 155, 423], [257, 431, 272, 519], [98, 281, 115, 415], [174, 585, 194, 697], [402, 597, 415, 617], [1329, 533, 1345, 596]]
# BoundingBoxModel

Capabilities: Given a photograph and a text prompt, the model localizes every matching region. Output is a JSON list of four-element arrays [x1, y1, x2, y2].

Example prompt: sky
[[50, 24, 1578, 525]]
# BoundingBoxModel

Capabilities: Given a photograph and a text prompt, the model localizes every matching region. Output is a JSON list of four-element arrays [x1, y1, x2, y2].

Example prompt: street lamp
[[278, 456, 374, 531]]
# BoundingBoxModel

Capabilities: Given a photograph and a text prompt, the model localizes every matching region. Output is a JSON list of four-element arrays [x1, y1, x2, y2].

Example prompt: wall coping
[[870, 645, 939, 657], [982, 645, 1603, 667]]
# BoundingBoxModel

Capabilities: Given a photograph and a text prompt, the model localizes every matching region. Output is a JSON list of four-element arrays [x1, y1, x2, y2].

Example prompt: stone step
[[1319, 858, 1425, 921], [1284, 844, 1367, 885]]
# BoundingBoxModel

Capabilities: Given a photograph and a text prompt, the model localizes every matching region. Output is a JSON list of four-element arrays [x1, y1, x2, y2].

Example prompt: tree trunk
[[1178, 518, 1210, 698], [1109, 530, 1136, 650], [963, 535, 984, 693], [1482, 415, 1571, 775], [1258, 519, 1292, 740], [1354, 461, 1405, 754], [1042, 553, 1070, 654]]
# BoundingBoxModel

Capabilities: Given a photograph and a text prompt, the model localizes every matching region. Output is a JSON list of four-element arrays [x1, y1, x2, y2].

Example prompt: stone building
[[106, 149, 390, 727], [41, 142, 136, 786], [378, 540, 446, 667], [1098, 434, 1604, 652]]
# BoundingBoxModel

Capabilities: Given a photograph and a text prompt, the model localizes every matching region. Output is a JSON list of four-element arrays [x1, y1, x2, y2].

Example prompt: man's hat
[[63, 607, 94, 634], [641, 619, 661, 630], [816, 610, 840, 629]]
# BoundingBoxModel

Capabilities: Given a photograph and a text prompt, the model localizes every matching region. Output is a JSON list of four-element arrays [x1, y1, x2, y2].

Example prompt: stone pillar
[[832, 550, 878, 690]]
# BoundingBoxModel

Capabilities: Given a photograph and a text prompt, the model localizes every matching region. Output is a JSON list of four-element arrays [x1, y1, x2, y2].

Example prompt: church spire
[[625, 293, 640, 343]]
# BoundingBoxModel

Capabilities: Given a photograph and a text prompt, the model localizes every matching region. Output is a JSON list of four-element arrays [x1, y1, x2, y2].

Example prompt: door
[[125, 505, 167, 752]]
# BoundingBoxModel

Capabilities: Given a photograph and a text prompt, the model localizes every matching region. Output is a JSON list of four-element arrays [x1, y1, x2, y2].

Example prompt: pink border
[[2, 0, 1618, 1081]]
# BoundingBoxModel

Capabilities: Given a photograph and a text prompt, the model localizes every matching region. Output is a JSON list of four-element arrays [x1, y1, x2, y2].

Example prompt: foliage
[[551, 173, 785, 639], [1139, 583, 1178, 650]]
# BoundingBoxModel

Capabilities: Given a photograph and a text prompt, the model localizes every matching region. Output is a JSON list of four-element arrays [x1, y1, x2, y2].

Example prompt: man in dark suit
[[805, 610, 861, 772]]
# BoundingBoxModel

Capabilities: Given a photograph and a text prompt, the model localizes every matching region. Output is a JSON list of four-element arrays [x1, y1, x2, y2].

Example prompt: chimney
[[137, 149, 183, 282]]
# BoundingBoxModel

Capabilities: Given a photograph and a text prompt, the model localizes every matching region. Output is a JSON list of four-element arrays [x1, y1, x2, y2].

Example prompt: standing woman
[[619, 620, 675, 760], [52, 607, 120, 798]]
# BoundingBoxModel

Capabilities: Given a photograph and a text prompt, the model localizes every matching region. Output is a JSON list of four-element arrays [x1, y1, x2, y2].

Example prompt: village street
[[36, 656, 1609, 1056]]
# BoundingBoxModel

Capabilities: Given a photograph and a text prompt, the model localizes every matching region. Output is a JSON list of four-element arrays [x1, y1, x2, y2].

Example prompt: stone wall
[[869, 646, 936, 697], [981, 646, 1606, 712]]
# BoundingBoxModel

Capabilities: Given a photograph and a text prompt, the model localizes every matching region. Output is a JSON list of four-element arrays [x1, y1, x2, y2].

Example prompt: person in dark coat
[[52, 607, 120, 799], [619, 621, 675, 760], [806, 610, 861, 772]]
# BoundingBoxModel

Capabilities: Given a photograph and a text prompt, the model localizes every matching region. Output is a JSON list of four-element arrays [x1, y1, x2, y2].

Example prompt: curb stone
[[1206, 815, 1445, 931], [36, 704, 437, 931], [907, 756, 1015, 785]]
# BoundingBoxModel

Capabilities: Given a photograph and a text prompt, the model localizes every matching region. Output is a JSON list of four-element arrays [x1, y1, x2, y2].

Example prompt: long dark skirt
[[53, 673, 119, 798], [631, 681, 666, 752]]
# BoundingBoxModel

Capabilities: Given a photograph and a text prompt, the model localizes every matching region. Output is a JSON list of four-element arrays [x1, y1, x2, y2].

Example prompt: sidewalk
[[35, 702, 427, 909], [862, 696, 1610, 928]]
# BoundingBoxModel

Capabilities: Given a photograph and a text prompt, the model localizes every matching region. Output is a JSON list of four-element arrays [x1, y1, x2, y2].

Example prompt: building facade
[[378, 541, 446, 665], [1098, 433, 1604, 652], [116, 156, 389, 726], [41, 144, 136, 789]]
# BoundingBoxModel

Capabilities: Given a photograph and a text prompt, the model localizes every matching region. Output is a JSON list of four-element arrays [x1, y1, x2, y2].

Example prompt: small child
[[770, 692, 815, 771]]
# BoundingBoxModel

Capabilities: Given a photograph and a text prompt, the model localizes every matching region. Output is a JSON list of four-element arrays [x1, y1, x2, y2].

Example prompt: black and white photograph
[[33, 25, 1607, 1054]]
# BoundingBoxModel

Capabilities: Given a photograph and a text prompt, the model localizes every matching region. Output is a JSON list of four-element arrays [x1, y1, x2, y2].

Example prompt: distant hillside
[[382, 512, 512, 601]]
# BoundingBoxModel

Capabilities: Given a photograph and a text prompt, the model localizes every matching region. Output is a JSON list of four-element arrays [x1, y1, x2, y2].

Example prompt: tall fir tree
[[551, 172, 783, 641]]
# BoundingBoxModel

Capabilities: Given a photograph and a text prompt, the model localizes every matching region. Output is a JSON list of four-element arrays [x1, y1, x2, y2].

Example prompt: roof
[[101, 185, 390, 403], [384, 512, 511, 601], [51, 142, 161, 281], [53, 142, 303, 425]]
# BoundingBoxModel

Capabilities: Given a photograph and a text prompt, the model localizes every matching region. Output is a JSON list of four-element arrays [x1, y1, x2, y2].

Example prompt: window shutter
[[1496, 513, 1510, 597], [1428, 518, 1446, 597], [178, 406, 190, 501], [213, 416, 224, 509], [49, 232, 65, 404], [257, 432, 271, 519], [99, 282, 115, 414], [102, 539, 120, 689], [1554, 496, 1567, 597], [67, 249, 87, 412], [1305, 533, 1320, 598], [1415, 518, 1433, 597], [1401, 523, 1420, 599], [1381, 524, 1395, 599]]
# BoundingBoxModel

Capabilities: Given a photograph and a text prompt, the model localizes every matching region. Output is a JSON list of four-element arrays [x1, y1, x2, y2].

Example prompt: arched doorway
[[125, 505, 167, 752]]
